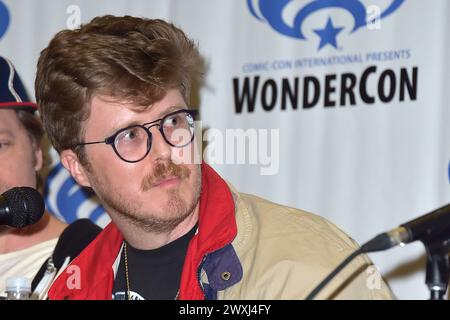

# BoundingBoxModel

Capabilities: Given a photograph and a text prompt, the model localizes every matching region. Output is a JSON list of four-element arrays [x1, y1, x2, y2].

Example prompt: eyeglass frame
[[72, 108, 198, 163]]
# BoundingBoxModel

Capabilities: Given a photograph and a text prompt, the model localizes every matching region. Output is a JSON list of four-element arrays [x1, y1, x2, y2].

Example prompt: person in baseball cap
[[0, 56, 38, 113], [0, 57, 99, 300], [0, 56, 69, 298]]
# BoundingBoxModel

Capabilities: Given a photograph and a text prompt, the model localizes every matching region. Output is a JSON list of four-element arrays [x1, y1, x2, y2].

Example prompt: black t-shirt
[[112, 224, 197, 300]]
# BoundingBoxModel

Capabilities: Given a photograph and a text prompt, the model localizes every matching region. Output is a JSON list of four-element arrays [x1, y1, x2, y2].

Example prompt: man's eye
[[116, 127, 144, 146], [0, 141, 11, 150], [122, 128, 140, 140], [124, 130, 137, 140], [165, 114, 184, 128], [167, 117, 178, 126]]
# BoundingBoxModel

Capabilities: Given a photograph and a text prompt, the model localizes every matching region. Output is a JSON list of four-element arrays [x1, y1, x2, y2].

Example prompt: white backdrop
[[0, 0, 449, 300]]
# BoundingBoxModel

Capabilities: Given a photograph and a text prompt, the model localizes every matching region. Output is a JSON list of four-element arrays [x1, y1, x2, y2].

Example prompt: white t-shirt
[[0, 238, 58, 296]]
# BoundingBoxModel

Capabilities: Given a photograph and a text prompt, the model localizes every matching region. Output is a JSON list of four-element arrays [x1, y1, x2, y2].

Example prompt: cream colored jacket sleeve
[[217, 187, 395, 300]]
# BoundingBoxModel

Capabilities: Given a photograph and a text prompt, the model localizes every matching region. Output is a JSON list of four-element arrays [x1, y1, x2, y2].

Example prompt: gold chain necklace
[[123, 242, 180, 300]]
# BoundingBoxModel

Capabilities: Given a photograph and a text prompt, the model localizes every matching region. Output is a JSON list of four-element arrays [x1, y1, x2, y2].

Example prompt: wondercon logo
[[247, 0, 405, 50], [0, 1, 10, 40]]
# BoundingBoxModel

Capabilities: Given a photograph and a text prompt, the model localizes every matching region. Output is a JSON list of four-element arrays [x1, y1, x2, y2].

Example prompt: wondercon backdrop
[[0, 0, 449, 299]]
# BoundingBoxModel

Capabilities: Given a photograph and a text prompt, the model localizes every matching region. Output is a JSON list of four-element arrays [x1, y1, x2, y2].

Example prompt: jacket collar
[[178, 163, 237, 299], [48, 162, 237, 300]]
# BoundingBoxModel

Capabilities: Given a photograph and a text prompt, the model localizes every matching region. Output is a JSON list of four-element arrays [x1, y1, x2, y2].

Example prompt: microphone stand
[[424, 237, 450, 300]]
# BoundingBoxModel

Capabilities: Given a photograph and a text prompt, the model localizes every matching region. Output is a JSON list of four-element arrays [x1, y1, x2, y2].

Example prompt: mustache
[[141, 162, 191, 191]]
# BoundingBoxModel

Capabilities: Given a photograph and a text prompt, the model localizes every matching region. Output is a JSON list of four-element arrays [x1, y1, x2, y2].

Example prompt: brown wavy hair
[[35, 15, 203, 165]]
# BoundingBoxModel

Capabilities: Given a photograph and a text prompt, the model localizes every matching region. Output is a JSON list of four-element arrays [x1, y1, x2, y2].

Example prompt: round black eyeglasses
[[73, 109, 197, 163]]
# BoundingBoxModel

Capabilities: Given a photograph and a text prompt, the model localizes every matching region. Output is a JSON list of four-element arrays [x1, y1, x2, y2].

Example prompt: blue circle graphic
[[0, 2, 10, 40]]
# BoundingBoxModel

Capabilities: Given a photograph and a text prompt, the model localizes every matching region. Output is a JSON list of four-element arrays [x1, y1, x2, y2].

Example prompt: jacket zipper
[[196, 256, 207, 298]]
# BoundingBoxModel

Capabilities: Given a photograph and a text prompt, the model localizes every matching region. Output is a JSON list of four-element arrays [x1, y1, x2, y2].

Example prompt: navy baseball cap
[[0, 56, 37, 113]]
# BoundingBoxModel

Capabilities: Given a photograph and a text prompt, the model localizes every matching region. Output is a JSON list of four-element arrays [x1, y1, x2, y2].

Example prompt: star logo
[[248, 0, 406, 51], [313, 17, 344, 50]]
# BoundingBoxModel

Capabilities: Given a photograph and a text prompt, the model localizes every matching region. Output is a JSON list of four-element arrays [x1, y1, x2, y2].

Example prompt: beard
[[88, 162, 202, 234]]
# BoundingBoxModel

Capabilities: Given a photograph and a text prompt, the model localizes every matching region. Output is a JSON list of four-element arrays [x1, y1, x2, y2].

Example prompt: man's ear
[[60, 149, 92, 187]]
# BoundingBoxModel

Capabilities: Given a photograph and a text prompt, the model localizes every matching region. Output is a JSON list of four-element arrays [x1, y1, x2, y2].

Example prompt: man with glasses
[[72, 108, 197, 164], [36, 15, 393, 300]]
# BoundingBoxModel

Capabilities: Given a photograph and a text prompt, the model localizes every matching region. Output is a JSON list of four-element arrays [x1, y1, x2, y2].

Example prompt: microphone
[[361, 203, 450, 253], [0, 187, 45, 228], [305, 203, 450, 300]]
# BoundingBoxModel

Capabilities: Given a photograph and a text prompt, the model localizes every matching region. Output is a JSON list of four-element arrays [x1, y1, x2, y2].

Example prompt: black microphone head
[[3, 187, 45, 228]]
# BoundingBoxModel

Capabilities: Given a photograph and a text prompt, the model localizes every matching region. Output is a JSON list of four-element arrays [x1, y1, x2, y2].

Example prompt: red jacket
[[48, 163, 239, 300]]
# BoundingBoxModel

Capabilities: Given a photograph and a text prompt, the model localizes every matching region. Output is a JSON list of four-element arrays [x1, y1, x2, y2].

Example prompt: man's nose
[[148, 126, 171, 162]]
